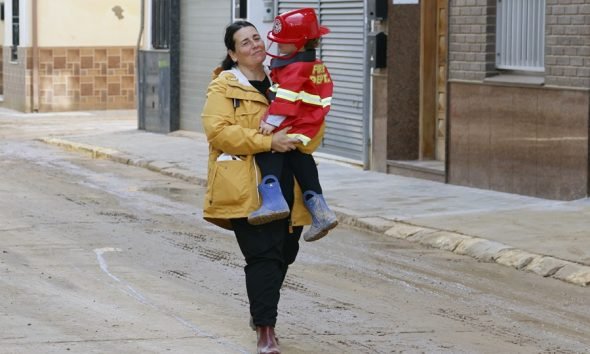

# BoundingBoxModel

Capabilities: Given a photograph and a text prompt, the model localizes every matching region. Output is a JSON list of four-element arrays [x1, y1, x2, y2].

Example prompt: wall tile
[[33, 46, 136, 112]]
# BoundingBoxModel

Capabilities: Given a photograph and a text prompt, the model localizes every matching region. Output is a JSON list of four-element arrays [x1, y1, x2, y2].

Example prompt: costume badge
[[273, 19, 282, 34]]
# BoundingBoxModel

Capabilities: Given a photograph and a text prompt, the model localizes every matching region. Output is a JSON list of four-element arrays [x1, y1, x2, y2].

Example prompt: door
[[179, 0, 230, 132], [420, 0, 448, 161]]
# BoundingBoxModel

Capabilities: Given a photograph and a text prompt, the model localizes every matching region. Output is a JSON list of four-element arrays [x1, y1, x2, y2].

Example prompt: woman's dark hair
[[221, 20, 257, 70]]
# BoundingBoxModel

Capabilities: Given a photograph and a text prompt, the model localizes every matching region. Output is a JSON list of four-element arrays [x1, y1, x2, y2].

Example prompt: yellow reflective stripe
[[275, 88, 299, 101], [287, 133, 311, 146], [269, 84, 279, 93], [275, 88, 328, 107], [299, 92, 322, 106]]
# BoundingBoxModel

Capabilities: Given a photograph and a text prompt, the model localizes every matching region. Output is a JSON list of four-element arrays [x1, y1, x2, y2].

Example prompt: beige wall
[[38, 0, 140, 47]]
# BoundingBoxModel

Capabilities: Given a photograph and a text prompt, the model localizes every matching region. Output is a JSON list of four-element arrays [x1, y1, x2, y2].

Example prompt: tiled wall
[[38, 47, 136, 111], [2, 46, 135, 112], [449, 0, 590, 89], [448, 0, 497, 81], [449, 82, 589, 200], [545, 1, 590, 88]]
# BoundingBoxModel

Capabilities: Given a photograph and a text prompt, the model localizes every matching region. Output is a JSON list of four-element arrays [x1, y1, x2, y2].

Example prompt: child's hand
[[259, 121, 277, 135]]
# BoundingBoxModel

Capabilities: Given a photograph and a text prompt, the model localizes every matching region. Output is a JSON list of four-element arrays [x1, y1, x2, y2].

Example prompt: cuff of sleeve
[[265, 114, 286, 127], [261, 134, 273, 152]]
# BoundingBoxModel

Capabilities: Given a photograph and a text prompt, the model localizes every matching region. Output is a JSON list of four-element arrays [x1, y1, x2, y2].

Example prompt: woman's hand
[[271, 127, 298, 152]]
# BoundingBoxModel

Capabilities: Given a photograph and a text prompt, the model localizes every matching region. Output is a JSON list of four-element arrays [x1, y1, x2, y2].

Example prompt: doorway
[[419, 0, 448, 162]]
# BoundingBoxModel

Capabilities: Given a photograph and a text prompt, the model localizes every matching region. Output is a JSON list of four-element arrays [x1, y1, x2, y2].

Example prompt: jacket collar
[[218, 66, 272, 104], [220, 66, 272, 87], [270, 50, 316, 69]]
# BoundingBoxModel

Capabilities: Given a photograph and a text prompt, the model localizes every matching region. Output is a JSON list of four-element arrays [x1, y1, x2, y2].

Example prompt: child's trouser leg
[[248, 152, 290, 225], [286, 150, 338, 241]]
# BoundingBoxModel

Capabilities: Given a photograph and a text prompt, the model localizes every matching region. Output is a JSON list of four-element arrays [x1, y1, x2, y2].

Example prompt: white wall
[[38, 0, 140, 47], [245, 0, 274, 66]]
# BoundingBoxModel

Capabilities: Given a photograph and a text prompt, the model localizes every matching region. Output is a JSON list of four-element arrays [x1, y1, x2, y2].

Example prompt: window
[[11, 0, 19, 61], [496, 0, 545, 72], [234, 0, 247, 19], [151, 0, 170, 50]]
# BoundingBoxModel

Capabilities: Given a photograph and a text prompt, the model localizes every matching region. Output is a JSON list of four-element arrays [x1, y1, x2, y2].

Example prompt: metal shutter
[[278, 0, 367, 162], [179, 0, 230, 131]]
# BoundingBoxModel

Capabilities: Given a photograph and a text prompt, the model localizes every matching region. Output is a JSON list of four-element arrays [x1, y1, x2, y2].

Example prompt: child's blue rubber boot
[[248, 175, 290, 225], [302, 191, 338, 242]]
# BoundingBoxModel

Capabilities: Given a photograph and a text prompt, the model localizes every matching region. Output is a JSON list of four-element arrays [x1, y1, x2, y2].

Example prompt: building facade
[[447, 0, 590, 200], [139, 0, 372, 163], [2, 0, 140, 112], [138, 0, 590, 201]]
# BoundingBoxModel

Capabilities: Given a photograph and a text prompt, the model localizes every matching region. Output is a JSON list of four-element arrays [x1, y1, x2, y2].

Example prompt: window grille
[[151, 0, 170, 50], [496, 0, 545, 72], [11, 0, 19, 61]]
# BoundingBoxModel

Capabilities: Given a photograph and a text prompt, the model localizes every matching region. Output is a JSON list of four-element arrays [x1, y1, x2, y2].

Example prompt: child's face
[[278, 43, 298, 55]]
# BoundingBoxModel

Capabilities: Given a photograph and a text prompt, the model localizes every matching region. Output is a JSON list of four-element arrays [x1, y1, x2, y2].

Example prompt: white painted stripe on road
[[95, 247, 123, 283], [93, 247, 249, 354]]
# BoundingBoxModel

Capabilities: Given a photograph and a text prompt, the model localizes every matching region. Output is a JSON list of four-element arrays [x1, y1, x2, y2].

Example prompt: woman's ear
[[228, 50, 237, 63]]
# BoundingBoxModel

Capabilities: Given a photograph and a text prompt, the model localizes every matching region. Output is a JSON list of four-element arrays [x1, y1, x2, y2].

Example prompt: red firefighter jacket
[[265, 50, 333, 145]]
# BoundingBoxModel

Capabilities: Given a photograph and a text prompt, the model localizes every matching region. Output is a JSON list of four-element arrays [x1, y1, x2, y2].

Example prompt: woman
[[200, 21, 325, 354]]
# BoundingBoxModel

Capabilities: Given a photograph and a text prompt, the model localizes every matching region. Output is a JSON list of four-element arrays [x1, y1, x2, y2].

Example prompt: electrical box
[[367, 0, 387, 21], [368, 32, 387, 69], [263, 0, 274, 22]]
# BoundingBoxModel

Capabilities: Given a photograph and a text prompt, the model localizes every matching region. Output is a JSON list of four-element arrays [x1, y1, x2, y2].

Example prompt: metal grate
[[496, 0, 545, 72], [277, 0, 367, 162]]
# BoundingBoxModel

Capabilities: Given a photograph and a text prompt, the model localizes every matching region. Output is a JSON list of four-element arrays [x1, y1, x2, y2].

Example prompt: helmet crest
[[266, 8, 330, 59], [272, 19, 282, 34]]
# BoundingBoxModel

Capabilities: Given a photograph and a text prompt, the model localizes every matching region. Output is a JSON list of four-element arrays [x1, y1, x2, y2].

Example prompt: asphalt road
[[0, 114, 589, 353]]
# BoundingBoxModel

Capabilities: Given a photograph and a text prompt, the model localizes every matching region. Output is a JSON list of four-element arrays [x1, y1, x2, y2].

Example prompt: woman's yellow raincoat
[[201, 67, 324, 230]]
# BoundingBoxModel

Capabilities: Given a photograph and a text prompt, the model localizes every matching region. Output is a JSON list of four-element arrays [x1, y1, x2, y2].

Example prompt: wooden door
[[436, 0, 448, 161], [420, 0, 448, 161]]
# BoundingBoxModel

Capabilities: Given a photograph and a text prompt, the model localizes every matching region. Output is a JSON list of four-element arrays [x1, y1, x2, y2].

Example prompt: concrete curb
[[37, 137, 207, 187], [39, 137, 590, 287]]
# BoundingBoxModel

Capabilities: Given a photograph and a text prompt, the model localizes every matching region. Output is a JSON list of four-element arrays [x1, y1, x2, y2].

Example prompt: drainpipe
[[136, 0, 145, 128], [31, 0, 39, 112]]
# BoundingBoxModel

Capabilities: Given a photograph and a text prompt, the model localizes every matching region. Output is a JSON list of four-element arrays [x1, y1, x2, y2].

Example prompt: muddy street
[[0, 115, 589, 353]]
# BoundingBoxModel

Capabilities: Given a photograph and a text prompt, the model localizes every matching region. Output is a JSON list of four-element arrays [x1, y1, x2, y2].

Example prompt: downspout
[[136, 0, 145, 128], [31, 0, 39, 112]]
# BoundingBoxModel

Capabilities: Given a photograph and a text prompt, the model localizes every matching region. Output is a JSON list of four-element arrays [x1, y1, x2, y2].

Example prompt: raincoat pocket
[[210, 158, 251, 207]]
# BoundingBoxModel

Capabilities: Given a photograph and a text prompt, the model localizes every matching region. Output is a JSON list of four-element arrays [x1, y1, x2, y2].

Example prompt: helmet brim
[[267, 30, 300, 44]]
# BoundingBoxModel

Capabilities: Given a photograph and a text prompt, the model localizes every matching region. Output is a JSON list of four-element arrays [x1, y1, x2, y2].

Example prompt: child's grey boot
[[248, 175, 290, 225], [302, 191, 338, 242]]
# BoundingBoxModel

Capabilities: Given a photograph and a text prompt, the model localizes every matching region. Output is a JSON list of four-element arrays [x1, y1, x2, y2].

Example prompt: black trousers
[[255, 149, 322, 195], [231, 156, 302, 327], [231, 218, 302, 327]]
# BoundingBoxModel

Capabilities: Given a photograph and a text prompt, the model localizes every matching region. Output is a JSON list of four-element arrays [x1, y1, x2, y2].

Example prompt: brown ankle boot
[[256, 326, 280, 354]]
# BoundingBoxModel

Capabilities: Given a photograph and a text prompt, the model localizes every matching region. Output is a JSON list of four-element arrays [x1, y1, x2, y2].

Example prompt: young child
[[247, 8, 337, 242]]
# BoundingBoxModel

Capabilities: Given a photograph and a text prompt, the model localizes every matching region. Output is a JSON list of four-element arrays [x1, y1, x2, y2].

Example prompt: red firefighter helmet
[[266, 8, 330, 58]]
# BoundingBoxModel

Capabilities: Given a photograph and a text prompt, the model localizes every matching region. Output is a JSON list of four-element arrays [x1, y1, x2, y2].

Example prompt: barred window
[[496, 0, 545, 72], [11, 0, 19, 61], [151, 0, 170, 50]]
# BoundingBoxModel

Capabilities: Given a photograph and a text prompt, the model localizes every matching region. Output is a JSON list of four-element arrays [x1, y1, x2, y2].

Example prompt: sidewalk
[[36, 112, 590, 287]]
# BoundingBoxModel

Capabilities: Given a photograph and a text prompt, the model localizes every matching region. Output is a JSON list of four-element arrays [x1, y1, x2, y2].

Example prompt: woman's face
[[229, 26, 266, 68]]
